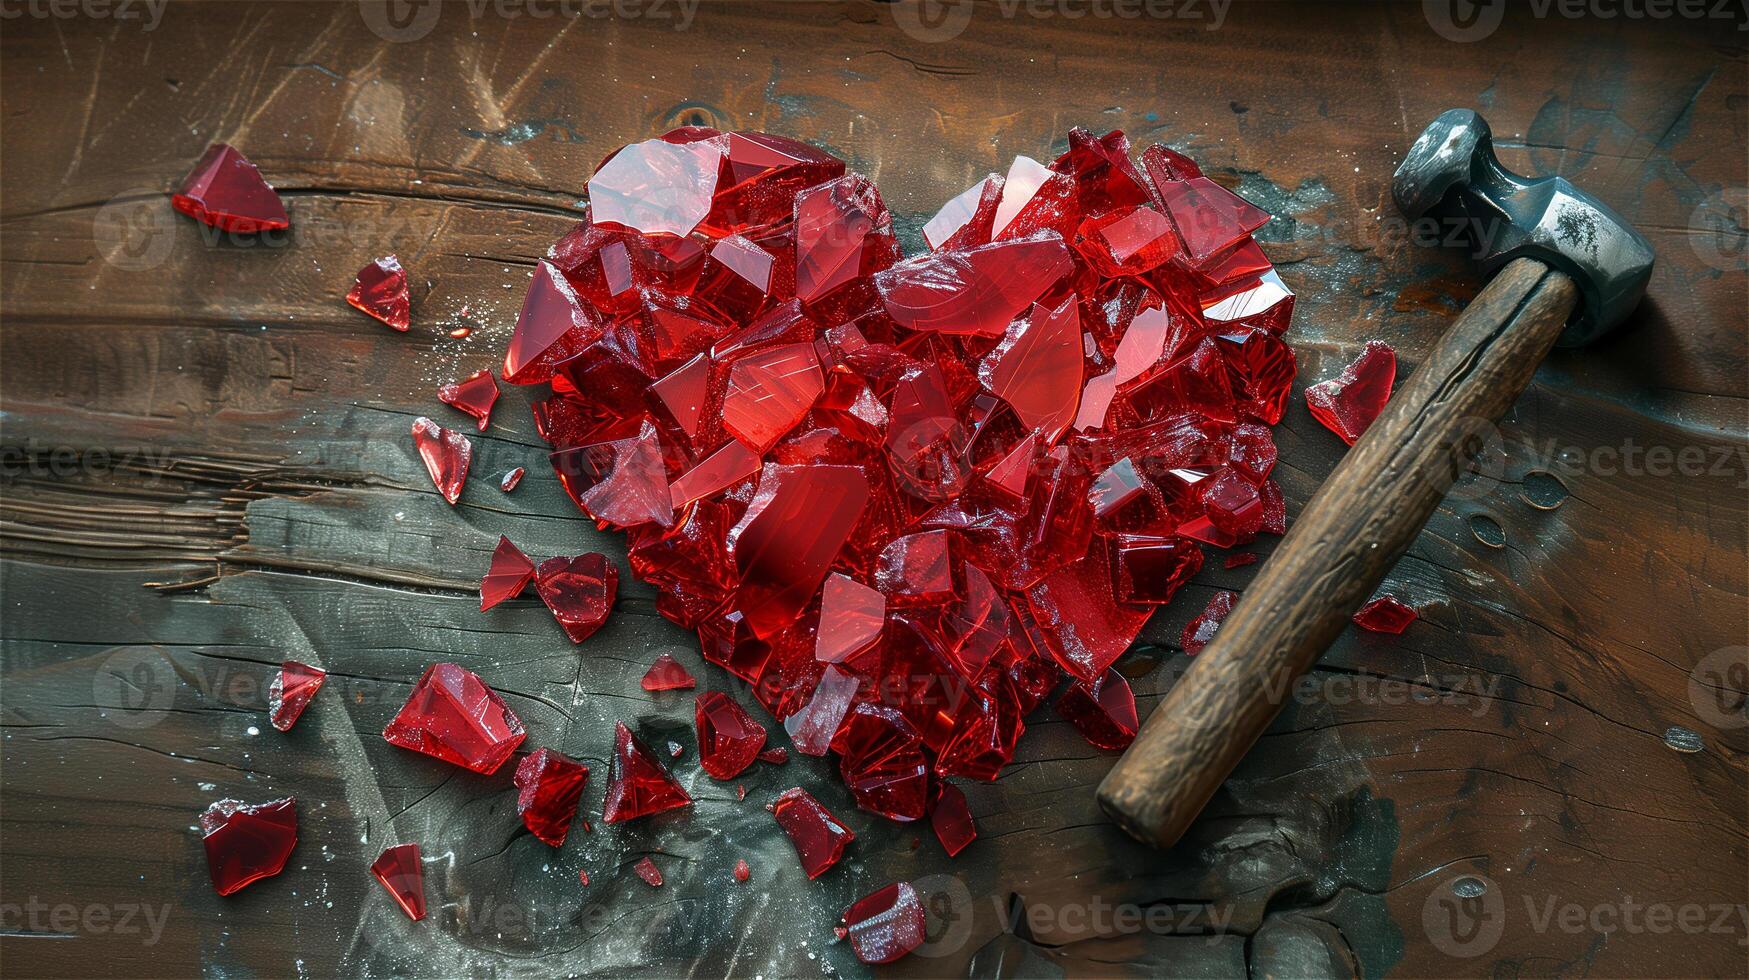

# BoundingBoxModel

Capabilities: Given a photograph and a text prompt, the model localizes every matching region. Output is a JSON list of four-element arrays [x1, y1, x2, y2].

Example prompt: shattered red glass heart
[[503, 127, 1298, 819], [201, 797, 297, 896]]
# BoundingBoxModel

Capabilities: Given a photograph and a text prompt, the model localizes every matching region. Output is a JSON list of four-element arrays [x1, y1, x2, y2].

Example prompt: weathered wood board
[[2, 2, 1745, 977]]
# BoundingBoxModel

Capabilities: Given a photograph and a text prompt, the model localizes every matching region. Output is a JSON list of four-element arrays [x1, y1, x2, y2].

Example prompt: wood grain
[[1, 3, 1744, 978]]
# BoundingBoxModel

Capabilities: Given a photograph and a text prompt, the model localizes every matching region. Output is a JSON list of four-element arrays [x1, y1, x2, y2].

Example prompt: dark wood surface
[[2, 3, 1745, 977]]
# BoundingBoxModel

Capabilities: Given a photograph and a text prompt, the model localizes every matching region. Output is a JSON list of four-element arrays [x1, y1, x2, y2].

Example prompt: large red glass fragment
[[1306, 340, 1396, 445], [785, 665, 859, 756], [641, 653, 697, 691], [816, 574, 884, 664], [602, 722, 692, 823], [550, 420, 674, 530], [728, 464, 868, 638], [841, 882, 927, 964], [438, 369, 499, 431], [834, 704, 928, 821], [534, 553, 618, 643], [588, 138, 720, 237], [1156, 176, 1271, 264], [383, 663, 526, 774], [1353, 595, 1417, 634], [201, 797, 297, 896], [722, 343, 825, 452], [268, 660, 325, 732], [347, 255, 411, 331], [480, 535, 536, 611], [370, 843, 425, 921], [172, 144, 288, 233], [771, 787, 856, 878], [513, 748, 588, 846], [979, 295, 1084, 443], [411, 417, 471, 505], [875, 235, 1072, 337], [695, 691, 767, 779]]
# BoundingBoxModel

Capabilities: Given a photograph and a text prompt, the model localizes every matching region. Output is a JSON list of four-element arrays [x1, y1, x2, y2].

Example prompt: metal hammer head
[[1392, 109, 1654, 347]]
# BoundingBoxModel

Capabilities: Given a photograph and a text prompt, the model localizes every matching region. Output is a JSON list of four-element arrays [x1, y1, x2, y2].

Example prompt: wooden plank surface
[[1, 2, 1745, 977]]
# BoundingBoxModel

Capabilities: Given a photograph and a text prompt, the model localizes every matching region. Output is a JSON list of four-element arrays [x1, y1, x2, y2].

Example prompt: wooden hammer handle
[[1097, 258, 1580, 849]]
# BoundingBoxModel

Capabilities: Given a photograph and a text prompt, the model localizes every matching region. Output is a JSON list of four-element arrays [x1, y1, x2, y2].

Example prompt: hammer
[[1097, 109, 1655, 848]]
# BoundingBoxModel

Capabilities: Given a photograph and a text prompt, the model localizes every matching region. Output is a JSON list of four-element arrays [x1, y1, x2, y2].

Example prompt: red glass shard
[[816, 574, 885, 664], [411, 417, 471, 505], [734, 858, 751, 882], [1111, 534, 1203, 606], [438, 369, 498, 432], [551, 420, 674, 530], [500, 467, 525, 492], [641, 653, 697, 691], [982, 431, 1037, 499], [760, 746, 788, 764], [1306, 340, 1396, 445], [534, 553, 618, 644], [929, 783, 977, 857], [1182, 591, 1238, 655], [669, 440, 762, 510], [602, 722, 692, 822], [588, 138, 720, 237], [875, 234, 1073, 337], [721, 343, 824, 452], [1217, 327, 1298, 425], [991, 155, 1076, 241], [382, 663, 526, 774], [513, 748, 588, 846], [1228, 422, 1279, 484], [1023, 554, 1151, 683], [841, 882, 927, 965], [772, 787, 856, 878], [347, 255, 411, 331], [1054, 127, 1151, 215], [1225, 552, 1259, 569], [650, 353, 710, 439], [1156, 176, 1272, 264], [579, 869, 590, 886], [795, 173, 896, 304], [785, 665, 859, 756], [1056, 668, 1139, 750], [200, 797, 297, 896], [633, 856, 664, 887], [875, 531, 957, 606], [728, 464, 869, 639], [1201, 468, 1265, 538], [1353, 595, 1417, 634], [172, 144, 288, 233], [480, 535, 536, 611], [1075, 206, 1178, 277], [504, 260, 601, 384], [833, 704, 928, 822], [268, 660, 325, 732], [668, 740, 685, 758], [922, 175, 997, 250], [696, 691, 767, 779], [979, 295, 1083, 443], [370, 843, 426, 921]]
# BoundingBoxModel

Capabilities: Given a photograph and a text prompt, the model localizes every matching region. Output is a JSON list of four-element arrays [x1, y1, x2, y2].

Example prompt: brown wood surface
[[2, 2, 1745, 978], [1101, 259, 1580, 848]]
